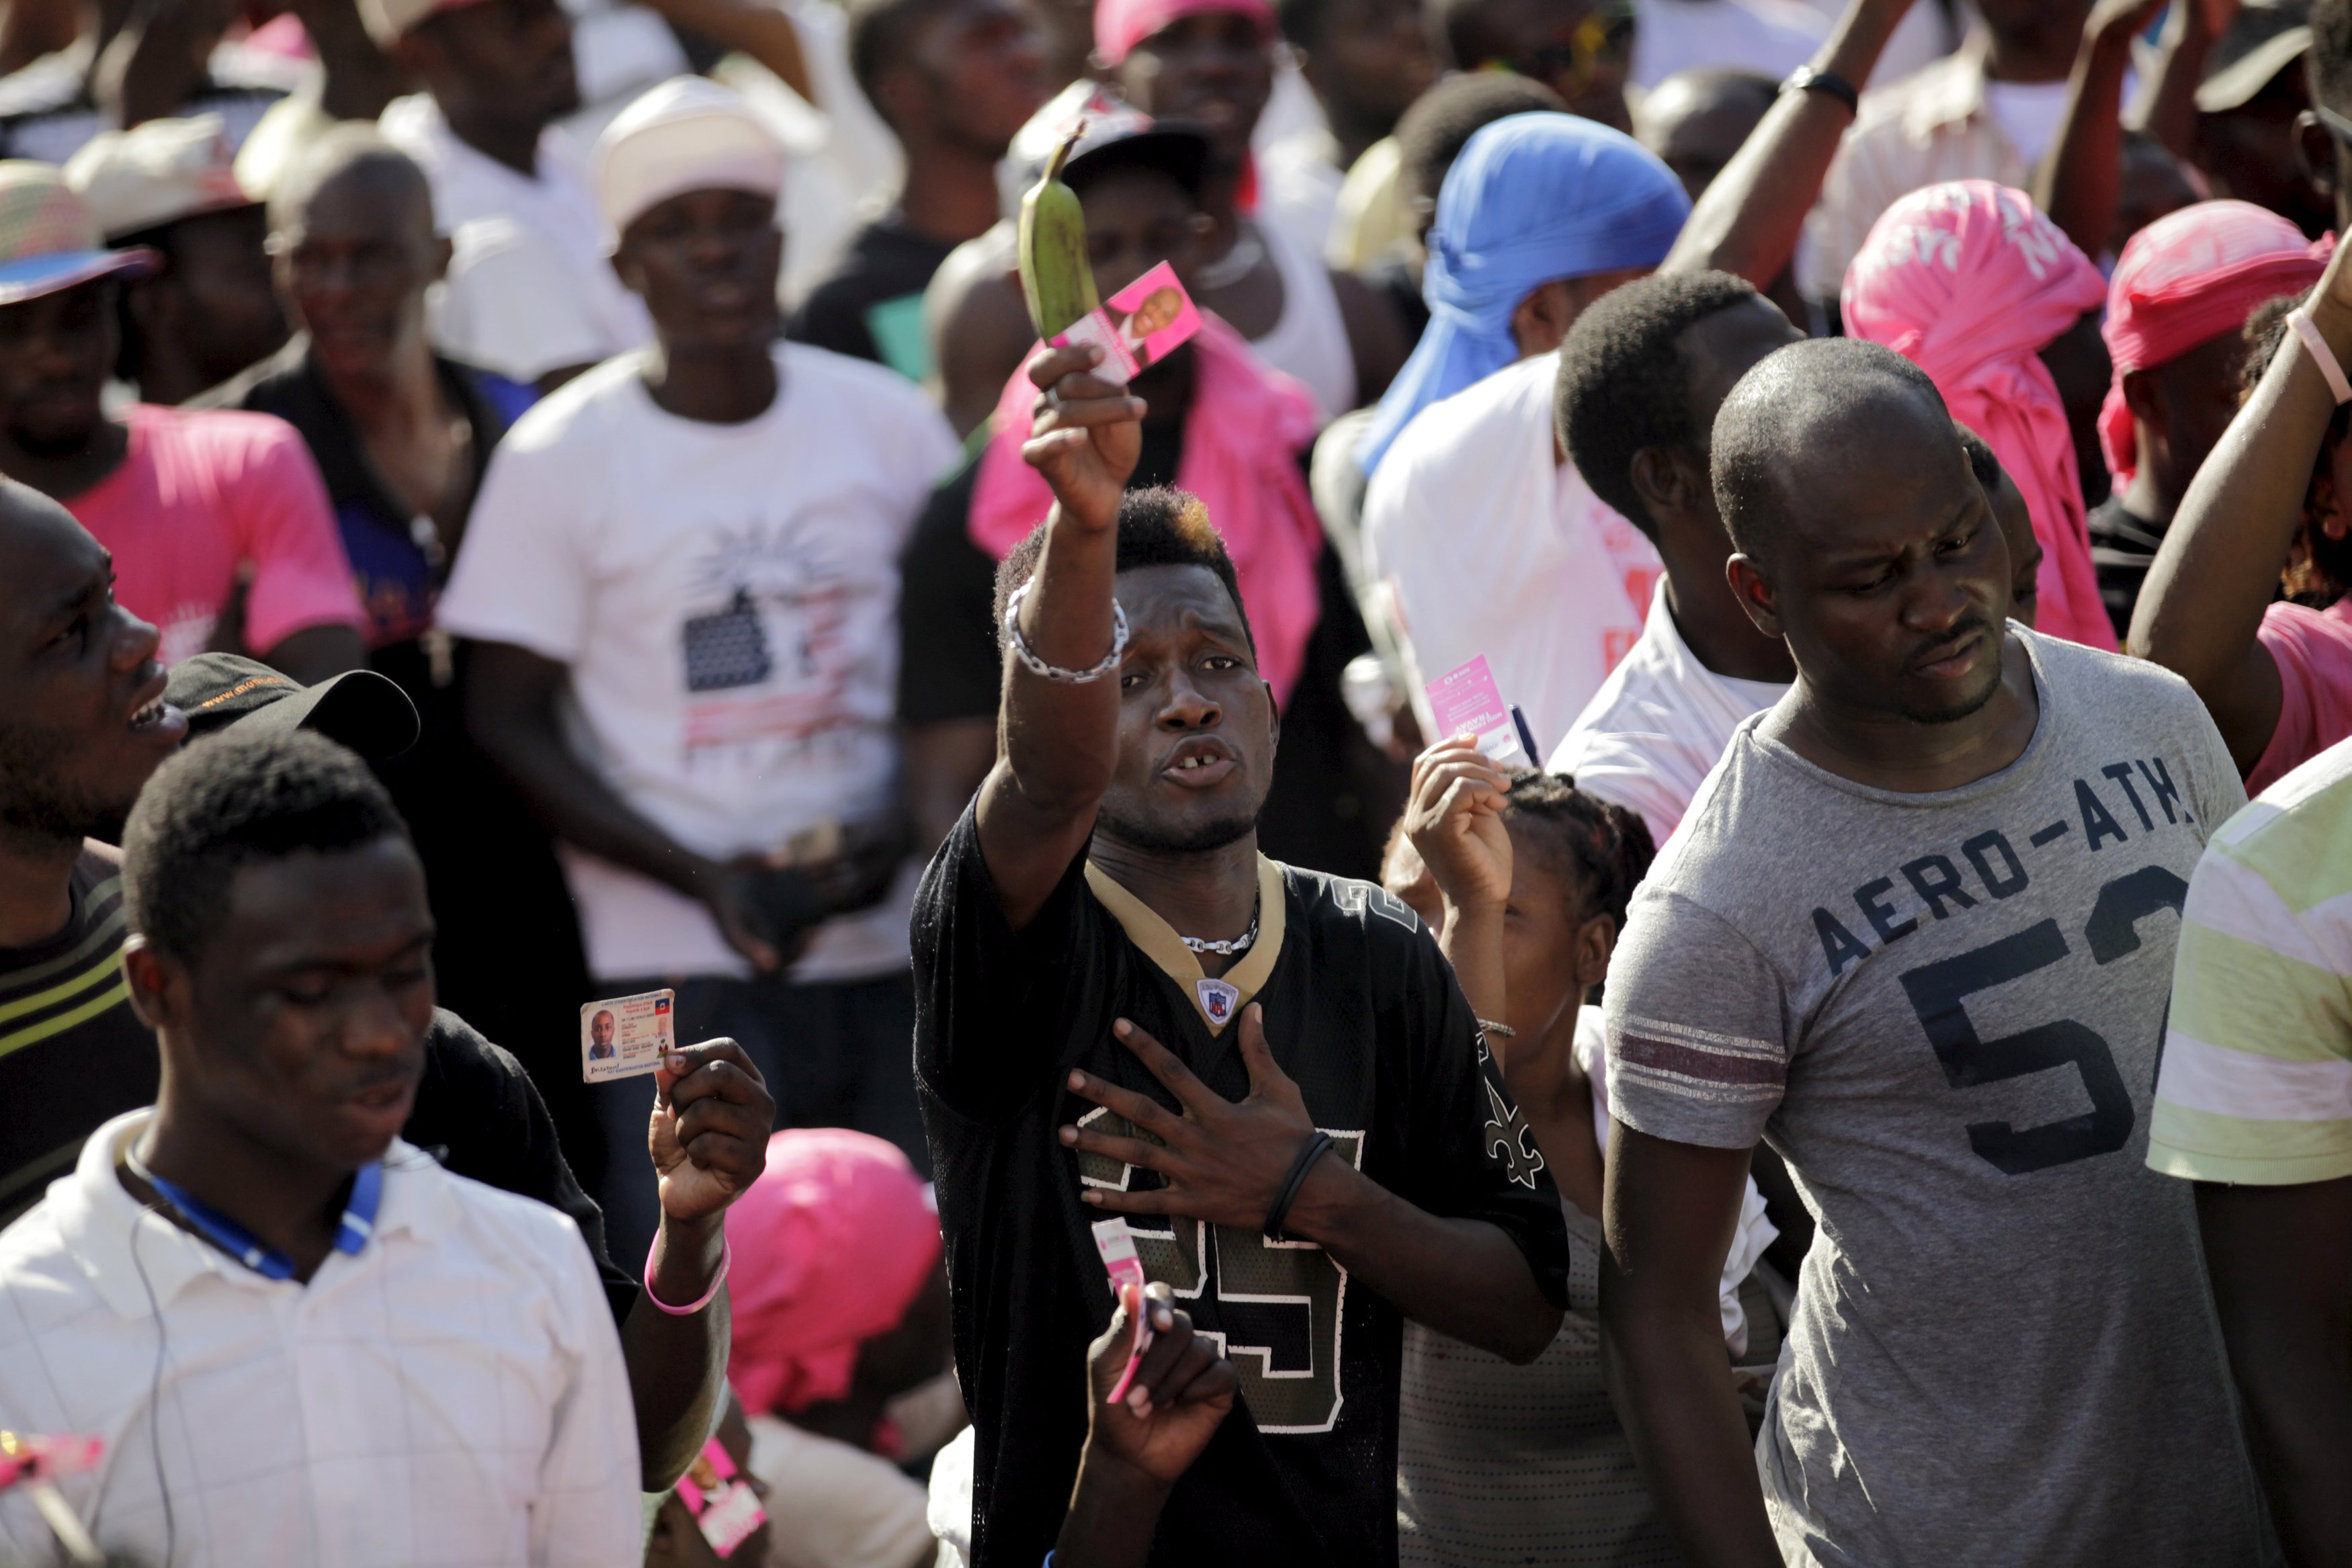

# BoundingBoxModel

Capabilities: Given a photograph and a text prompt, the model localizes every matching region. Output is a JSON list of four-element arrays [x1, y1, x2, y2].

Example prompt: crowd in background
[[0, 0, 2349, 1561]]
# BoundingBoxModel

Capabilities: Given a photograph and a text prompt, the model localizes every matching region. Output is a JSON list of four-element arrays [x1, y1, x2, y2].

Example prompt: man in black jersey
[[911, 343, 1569, 1567]]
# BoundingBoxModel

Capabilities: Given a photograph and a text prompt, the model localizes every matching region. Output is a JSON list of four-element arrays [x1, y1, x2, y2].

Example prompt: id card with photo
[[1050, 261, 1202, 386], [1425, 654, 1532, 767], [581, 988, 675, 1083]]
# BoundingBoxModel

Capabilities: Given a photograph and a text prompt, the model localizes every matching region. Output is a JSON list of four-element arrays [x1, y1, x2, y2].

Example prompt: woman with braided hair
[[1384, 736, 1777, 1567]]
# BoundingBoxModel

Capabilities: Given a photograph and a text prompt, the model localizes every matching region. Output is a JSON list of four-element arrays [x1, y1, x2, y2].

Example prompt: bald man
[[1597, 339, 2273, 1567], [199, 126, 596, 1172]]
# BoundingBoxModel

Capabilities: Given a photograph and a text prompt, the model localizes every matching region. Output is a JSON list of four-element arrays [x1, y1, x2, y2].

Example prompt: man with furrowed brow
[[910, 337, 1568, 1568]]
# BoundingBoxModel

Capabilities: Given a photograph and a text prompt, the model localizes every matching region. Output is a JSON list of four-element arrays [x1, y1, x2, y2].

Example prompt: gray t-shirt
[[1605, 629, 2271, 1567]]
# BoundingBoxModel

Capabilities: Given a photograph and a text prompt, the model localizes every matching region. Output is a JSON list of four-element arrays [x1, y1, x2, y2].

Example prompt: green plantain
[[1017, 124, 1099, 341]]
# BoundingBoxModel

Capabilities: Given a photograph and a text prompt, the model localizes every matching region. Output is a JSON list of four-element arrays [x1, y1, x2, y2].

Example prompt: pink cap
[[722, 1129, 941, 1418], [1095, 0, 1273, 66]]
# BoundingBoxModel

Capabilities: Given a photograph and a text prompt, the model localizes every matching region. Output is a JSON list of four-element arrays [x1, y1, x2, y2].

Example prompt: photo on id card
[[581, 988, 675, 1083], [1048, 261, 1202, 386]]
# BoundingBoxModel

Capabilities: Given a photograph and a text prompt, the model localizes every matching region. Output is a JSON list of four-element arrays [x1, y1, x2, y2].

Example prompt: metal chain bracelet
[[1003, 581, 1130, 684]]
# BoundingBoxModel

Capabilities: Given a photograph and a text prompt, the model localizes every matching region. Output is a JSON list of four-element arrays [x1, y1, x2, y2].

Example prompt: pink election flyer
[[1050, 261, 1202, 386], [1425, 654, 1532, 767]]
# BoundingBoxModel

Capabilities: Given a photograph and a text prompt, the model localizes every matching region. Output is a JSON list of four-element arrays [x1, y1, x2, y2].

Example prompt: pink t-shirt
[[65, 404, 364, 664], [2249, 596, 2352, 794]]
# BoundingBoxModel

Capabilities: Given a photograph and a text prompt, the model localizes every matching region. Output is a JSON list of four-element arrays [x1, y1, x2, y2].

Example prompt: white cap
[[591, 77, 786, 245], [63, 114, 252, 241]]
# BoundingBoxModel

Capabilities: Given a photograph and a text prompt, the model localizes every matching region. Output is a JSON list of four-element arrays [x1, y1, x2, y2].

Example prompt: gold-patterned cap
[[0, 161, 155, 306]]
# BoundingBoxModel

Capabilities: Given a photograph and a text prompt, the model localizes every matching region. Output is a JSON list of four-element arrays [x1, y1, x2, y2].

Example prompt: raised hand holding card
[[1425, 654, 1533, 767]]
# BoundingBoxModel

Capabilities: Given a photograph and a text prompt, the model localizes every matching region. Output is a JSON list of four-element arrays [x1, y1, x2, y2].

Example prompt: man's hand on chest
[[1060, 1005, 1332, 1237]]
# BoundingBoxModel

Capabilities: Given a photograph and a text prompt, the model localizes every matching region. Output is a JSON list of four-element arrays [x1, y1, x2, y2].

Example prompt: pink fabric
[[1095, 0, 1272, 64], [2098, 202, 2332, 486], [67, 404, 363, 666], [1843, 181, 2113, 648], [724, 1129, 943, 1418], [2248, 597, 2352, 794], [968, 312, 1325, 707]]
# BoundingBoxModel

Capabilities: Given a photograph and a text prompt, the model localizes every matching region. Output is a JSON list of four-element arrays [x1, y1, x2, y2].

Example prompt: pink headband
[[2097, 200, 2331, 484], [1095, 0, 1273, 65]]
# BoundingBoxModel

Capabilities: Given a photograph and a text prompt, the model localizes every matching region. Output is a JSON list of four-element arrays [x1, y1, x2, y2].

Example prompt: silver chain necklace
[[1179, 895, 1260, 957]]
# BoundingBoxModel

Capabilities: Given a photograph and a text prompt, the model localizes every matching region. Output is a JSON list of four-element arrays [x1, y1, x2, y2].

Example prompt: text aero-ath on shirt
[[1604, 627, 2271, 1567]]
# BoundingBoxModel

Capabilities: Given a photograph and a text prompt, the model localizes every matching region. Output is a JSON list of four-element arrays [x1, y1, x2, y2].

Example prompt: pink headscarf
[[1843, 181, 2111, 647], [1094, 0, 1273, 64], [723, 1129, 941, 1418], [2098, 200, 2332, 486], [968, 313, 1326, 707]]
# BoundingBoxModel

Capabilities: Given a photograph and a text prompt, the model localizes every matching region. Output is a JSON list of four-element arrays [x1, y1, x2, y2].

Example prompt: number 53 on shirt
[[1899, 865, 2188, 1175]]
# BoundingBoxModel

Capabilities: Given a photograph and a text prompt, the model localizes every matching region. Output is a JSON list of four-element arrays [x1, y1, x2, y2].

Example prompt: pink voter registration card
[[1050, 261, 1202, 386], [1425, 654, 1531, 767]]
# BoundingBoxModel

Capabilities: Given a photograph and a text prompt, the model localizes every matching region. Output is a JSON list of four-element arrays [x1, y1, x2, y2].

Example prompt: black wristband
[[1782, 64, 1860, 116], [1263, 1131, 1334, 1242]]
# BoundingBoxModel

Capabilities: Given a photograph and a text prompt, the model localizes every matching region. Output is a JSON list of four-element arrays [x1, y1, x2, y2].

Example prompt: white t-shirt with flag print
[[438, 343, 960, 984]]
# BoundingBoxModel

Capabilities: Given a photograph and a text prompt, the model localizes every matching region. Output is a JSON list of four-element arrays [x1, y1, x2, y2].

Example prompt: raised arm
[[2136, 0, 2237, 160], [1402, 738, 1607, 1219], [2128, 243, 2352, 771], [1601, 1126, 1782, 1568], [635, 0, 815, 103], [2033, 0, 2166, 261], [1660, 0, 1919, 288], [973, 343, 1144, 928]]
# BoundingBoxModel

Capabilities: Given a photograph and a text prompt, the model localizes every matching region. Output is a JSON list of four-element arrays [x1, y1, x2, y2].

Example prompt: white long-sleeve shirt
[[0, 1112, 641, 1567]]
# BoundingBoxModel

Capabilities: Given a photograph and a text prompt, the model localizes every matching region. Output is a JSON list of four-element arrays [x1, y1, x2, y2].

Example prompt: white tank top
[[1248, 214, 1357, 425]]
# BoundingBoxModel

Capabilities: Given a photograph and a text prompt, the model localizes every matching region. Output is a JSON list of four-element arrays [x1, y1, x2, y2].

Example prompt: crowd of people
[[0, 0, 2349, 1561]]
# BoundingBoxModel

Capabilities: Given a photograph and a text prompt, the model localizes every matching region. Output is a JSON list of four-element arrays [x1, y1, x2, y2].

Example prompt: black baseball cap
[[1062, 122, 1214, 204], [1013, 85, 1214, 204], [163, 654, 420, 761]]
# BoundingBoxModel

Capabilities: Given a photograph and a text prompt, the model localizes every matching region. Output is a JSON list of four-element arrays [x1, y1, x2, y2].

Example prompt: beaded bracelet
[[1004, 580, 1130, 684], [644, 1237, 730, 1315]]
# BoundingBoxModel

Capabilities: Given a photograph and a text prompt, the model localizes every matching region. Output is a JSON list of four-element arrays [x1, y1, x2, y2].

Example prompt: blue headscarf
[[1355, 112, 1689, 477]]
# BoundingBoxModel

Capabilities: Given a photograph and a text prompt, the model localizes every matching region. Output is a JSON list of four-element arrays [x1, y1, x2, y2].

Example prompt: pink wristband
[[2289, 308, 2352, 406], [643, 1237, 730, 1315]]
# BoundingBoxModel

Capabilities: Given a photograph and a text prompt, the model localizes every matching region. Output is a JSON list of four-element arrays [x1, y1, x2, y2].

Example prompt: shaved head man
[[1598, 340, 2274, 1567]]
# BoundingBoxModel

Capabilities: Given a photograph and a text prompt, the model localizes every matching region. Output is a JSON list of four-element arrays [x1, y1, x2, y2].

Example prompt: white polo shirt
[[0, 1112, 641, 1567]]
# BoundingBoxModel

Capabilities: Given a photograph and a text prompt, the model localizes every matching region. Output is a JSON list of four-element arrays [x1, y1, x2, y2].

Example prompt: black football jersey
[[912, 808, 1570, 1568]]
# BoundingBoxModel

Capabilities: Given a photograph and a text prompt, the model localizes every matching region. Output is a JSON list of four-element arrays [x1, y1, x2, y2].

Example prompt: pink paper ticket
[[1050, 261, 1202, 386], [1424, 654, 1531, 767]]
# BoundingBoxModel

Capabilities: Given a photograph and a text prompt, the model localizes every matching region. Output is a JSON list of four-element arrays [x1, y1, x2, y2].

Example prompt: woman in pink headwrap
[[724, 1128, 953, 1568], [1843, 181, 2113, 647]]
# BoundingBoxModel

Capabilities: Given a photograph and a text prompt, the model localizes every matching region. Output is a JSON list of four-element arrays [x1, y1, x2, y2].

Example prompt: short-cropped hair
[[992, 486, 1255, 654], [1710, 337, 1943, 564], [123, 729, 409, 965]]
